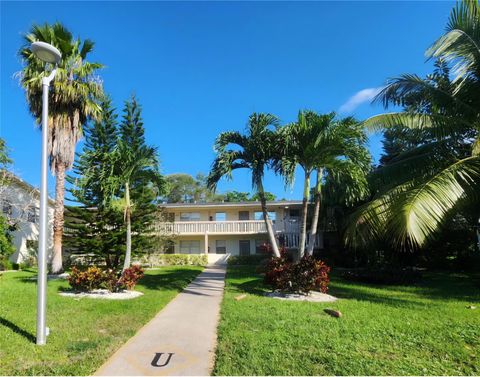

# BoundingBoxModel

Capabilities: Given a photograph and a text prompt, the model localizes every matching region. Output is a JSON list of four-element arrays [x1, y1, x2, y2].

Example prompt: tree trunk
[[258, 180, 281, 258], [51, 162, 66, 274], [298, 170, 311, 259], [123, 182, 132, 271], [307, 168, 323, 256]]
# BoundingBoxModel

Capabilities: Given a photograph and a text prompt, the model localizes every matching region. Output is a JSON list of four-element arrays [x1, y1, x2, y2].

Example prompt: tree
[[65, 97, 125, 268], [224, 191, 251, 202], [277, 111, 371, 257], [207, 113, 281, 257], [345, 0, 480, 248], [18, 22, 104, 273], [250, 192, 276, 201], [106, 96, 166, 271], [0, 138, 15, 264]]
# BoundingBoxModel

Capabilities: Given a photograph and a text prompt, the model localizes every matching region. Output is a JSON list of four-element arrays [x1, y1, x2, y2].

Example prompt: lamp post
[[31, 41, 61, 346]]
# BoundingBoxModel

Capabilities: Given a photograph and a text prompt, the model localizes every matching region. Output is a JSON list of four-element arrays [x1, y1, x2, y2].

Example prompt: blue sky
[[1, 1, 454, 200]]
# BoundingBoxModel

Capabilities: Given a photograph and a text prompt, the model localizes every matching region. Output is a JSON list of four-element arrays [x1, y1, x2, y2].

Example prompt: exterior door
[[239, 211, 249, 220], [239, 240, 251, 256]]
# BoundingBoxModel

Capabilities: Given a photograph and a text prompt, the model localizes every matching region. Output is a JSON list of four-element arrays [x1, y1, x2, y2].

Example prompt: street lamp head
[[31, 41, 62, 64]]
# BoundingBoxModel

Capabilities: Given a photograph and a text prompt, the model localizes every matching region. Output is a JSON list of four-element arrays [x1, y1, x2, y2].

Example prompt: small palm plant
[[207, 113, 282, 257]]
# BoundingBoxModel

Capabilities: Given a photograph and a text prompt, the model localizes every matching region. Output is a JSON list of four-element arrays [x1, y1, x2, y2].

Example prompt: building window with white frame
[[27, 206, 39, 223], [179, 240, 201, 254], [254, 211, 276, 222], [215, 212, 226, 221], [180, 212, 201, 221], [216, 240, 227, 254]]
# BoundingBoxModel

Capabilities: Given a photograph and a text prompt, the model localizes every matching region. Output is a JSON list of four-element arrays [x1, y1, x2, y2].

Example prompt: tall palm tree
[[18, 23, 104, 273], [277, 111, 371, 257], [345, 0, 480, 248], [207, 113, 281, 258]]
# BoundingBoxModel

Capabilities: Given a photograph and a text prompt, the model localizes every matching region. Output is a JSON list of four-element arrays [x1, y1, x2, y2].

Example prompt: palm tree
[[207, 113, 281, 258], [345, 0, 480, 248], [107, 141, 164, 271], [277, 111, 371, 257], [18, 22, 104, 273]]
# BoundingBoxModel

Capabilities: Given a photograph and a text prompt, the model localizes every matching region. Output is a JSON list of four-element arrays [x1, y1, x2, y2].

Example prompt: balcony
[[156, 220, 266, 235]]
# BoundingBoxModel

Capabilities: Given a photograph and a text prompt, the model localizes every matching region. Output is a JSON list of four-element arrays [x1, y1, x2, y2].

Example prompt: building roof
[[160, 200, 303, 209], [1, 170, 55, 206]]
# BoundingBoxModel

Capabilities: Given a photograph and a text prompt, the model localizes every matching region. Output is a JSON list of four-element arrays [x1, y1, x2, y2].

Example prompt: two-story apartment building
[[157, 200, 322, 260], [1, 172, 54, 264]]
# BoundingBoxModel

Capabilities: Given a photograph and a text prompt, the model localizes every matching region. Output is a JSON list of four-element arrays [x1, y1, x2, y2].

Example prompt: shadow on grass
[[226, 265, 480, 307], [0, 317, 35, 343], [137, 268, 202, 292]]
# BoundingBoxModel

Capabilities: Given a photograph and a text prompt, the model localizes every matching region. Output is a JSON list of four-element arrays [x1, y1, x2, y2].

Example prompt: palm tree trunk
[[307, 168, 323, 256], [51, 162, 66, 274], [123, 182, 132, 271], [299, 170, 311, 259], [258, 180, 281, 258]]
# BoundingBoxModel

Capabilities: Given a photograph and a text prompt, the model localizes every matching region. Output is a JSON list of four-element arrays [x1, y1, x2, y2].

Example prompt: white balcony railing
[[156, 220, 271, 234]]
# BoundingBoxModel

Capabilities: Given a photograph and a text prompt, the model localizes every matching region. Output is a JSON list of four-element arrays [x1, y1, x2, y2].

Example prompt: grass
[[0, 266, 203, 376], [213, 266, 480, 376]]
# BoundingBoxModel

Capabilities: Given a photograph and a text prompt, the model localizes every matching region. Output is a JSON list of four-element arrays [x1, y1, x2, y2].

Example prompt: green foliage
[[66, 96, 169, 269], [0, 215, 15, 270], [250, 191, 276, 201], [67, 265, 145, 292], [264, 250, 331, 294], [18, 22, 104, 171], [223, 190, 251, 202], [346, 1, 480, 249], [164, 173, 221, 203], [141, 253, 208, 266]]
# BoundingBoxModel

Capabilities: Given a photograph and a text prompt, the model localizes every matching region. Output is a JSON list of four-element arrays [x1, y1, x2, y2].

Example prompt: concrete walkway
[[95, 265, 227, 376]]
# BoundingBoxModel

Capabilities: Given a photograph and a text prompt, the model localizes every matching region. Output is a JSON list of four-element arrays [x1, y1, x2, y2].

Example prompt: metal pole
[[36, 68, 55, 345], [36, 77, 50, 345]]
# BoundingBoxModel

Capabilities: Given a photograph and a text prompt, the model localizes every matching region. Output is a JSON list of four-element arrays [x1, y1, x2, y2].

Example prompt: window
[[2, 201, 12, 216], [255, 239, 268, 254], [216, 240, 226, 254], [180, 212, 201, 221], [215, 212, 226, 221], [238, 211, 249, 220], [27, 207, 39, 223], [254, 211, 276, 222], [289, 209, 300, 218], [164, 240, 175, 254], [179, 240, 201, 254]]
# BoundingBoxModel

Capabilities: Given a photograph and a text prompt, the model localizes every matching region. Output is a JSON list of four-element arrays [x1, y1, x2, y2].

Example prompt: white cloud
[[339, 87, 383, 114]]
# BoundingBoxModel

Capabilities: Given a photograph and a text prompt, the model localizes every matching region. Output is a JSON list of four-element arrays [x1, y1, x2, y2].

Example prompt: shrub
[[67, 265, 145, 292], [140, 254, 208, 266], [68, 266, 105, 292], [264, 249, 331, 294], [118, 265, 144, 290]]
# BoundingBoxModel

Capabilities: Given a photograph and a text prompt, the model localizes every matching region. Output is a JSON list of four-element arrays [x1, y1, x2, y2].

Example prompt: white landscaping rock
[[265, 291, 337, 302], [59, 289, 143, 300]]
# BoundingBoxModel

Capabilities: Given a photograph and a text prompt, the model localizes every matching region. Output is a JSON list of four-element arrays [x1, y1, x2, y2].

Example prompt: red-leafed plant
[[264, 248, 330, 294], [68, 266, 105, 292], [118, 265, 144, 290]]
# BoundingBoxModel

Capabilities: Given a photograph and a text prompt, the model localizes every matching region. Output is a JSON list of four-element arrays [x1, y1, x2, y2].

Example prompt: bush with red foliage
[[68, 266, 105, 292], [264, 249, 330, 294], [118, 265, 145, 290], [67, 265, 145, 292]]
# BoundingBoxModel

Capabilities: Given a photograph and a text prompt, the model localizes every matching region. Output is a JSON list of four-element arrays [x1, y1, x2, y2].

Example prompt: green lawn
[[0, 266, 203, 376], [213, 265, 480, 376]]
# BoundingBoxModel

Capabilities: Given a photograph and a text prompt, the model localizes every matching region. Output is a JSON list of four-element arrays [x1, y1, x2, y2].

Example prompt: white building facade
[[157, 201, 323, 258], [1, 173, 54, 264]]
